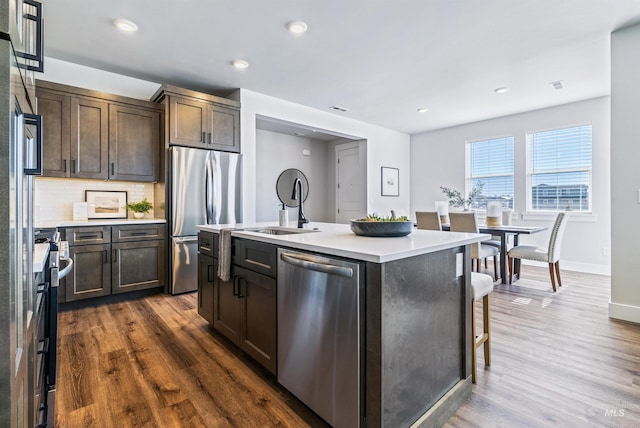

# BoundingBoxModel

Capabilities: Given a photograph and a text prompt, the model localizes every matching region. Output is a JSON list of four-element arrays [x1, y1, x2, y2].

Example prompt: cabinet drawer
[[63, 226, 111, 245], [198, 231, 218, 257], [233, 239, 277, 278], [112, 224, 166, 242]]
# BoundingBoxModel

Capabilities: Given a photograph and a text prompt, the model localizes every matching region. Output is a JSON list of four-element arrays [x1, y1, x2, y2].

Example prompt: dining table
[[442, 224, 548, 284]]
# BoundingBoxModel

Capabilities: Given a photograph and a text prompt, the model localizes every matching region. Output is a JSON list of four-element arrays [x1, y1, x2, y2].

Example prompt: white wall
[[255, 129, 330, 222], [38, 57, 160, 100], [34, 178, 154, 223], [411, 97, 611, 275], [239, 89, 411, 223], [611, 23, 640, 323]]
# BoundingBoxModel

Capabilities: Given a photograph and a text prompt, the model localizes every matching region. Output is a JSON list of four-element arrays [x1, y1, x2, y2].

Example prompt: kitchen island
[[197, 222, 488, 428]]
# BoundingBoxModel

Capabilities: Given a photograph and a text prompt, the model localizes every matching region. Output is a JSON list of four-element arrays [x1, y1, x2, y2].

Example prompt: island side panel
[[367, 246, 470, 427]]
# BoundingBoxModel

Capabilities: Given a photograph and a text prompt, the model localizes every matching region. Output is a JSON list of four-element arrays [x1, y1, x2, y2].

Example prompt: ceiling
[[43, 0, 640, 135]]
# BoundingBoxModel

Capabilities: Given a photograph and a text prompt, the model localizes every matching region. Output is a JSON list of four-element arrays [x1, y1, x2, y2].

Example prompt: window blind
[[467, 136, 514, 209], [528, 125, 592, 212]]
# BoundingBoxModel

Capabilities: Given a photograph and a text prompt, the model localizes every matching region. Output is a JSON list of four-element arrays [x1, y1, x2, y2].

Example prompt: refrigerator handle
[[23, 114, 42, 176], [205, 156, 213, 224]]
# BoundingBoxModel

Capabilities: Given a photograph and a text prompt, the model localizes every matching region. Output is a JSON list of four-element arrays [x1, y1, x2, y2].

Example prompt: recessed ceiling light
[[550, 80, 564, 90], [232, 59, 249, 69], [494, 87, 509, 94], [329, 105, 349, 112], [114, 19, 138, 33], [287, 21, 308, 34], [417, 107, 430, 113]]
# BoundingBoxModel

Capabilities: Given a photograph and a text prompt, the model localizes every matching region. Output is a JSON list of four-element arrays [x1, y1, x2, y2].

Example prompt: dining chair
[[449, 212, 499, 280], [507, 212, 569, 291], [470, 272, 493, 383], [415, 211, 442, 231]]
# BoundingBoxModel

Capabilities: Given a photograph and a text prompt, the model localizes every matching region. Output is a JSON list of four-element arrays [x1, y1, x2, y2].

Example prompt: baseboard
[[608, 302, 640, 324], [520, 259, 610, 276]]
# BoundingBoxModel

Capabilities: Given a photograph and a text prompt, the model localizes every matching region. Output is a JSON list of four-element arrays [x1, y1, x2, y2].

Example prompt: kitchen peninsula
[[197, 222, 488, 428]]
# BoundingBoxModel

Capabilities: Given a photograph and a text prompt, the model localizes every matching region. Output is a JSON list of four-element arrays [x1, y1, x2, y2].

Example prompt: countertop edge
[[36, 219, 167, 228]]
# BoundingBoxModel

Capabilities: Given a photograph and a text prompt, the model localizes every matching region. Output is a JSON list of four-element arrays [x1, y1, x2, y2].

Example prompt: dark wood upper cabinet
[[70, 96, 109, 179], [36, 80, 162, 182], [37, 89, 70, 177], [109, 104, 160, 182], [153, 85, 240, 153]]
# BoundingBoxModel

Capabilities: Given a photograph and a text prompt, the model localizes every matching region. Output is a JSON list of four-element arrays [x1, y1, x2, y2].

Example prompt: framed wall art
[[85, 190, 128, 219], [381, 167, 399, 197]]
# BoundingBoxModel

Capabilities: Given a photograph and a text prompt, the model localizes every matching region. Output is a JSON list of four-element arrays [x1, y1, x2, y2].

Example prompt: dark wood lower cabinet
[[235, 266, 277, 374], [66, 243, 111, 302], [213, 266, 241, 344], [197, 253, 215, 324], [112, 240, 166, 294]]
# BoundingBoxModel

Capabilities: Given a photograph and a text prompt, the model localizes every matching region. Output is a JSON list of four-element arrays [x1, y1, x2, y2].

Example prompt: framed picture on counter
[[381, 166, 399, 197], [85, 190, 128, 219]]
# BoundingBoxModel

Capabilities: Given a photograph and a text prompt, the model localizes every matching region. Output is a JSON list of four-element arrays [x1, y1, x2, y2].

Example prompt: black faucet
[[291, 178, 309, 228]]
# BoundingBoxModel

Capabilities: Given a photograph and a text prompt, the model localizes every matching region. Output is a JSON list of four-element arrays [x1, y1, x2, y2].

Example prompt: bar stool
[[470, 272, 493, 383]]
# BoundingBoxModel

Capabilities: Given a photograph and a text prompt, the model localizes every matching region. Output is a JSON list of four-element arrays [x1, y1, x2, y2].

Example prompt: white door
[[336, 142, 365, 223]]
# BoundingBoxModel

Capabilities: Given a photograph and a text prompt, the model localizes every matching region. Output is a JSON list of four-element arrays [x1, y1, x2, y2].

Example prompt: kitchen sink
[[244, 227, 319, 235]]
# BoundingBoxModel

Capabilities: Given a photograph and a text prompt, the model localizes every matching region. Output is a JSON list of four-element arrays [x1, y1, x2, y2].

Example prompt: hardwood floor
[[55, 266, 640, 427]]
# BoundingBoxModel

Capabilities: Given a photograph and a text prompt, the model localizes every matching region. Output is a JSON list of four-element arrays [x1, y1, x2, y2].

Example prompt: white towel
[[217, 228, 233, 281]]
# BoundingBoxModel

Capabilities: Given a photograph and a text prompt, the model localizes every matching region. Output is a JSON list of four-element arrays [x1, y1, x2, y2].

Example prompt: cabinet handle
[[208, 132, 212, 144], [233, 277, 238, 297], [236, 278, 245, 298], [207, 264, 213, 283], [78, 234, 99, 239], [71, 159, 76, 174], [130, 232, 148, 236], [112, 249, 117, 263], [111, 162, 115, 176], [103, 250, 108, 264], [202, 131, 206, 144], [63, 159, 67, 173]]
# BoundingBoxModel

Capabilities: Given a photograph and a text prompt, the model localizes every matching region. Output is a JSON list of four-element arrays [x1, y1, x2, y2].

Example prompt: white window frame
[[465, 135, 515, 210], [525, 123, 593, 214]]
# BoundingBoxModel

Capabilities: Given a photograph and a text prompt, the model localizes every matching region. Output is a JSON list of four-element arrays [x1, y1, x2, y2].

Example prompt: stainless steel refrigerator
[[1, 0, 45, 425], [169, 146, 242, 294]]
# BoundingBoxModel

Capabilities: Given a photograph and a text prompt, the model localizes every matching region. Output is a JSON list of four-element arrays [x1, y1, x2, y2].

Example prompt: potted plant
[[125, 198, 153, 219], [440, 181, 484, 211]]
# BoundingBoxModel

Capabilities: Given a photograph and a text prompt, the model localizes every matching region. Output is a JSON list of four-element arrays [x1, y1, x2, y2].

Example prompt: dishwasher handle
[[280, 252, 353, 278]]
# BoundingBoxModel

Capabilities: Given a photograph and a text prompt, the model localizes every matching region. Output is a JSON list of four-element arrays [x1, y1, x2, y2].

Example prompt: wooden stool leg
[[548, 263, 557, 292], [555, 262, 562, 287], [508, 257, 513, 284], [471, 299, 477, 383], [483, 294, 491, 366]]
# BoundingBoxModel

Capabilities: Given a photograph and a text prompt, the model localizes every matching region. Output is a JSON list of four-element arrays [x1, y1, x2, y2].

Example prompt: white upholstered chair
[[470, 272, 493, 383], [508, 212, 569, 291], [415, 211, 442, 231], [449, 212, 499, 280]]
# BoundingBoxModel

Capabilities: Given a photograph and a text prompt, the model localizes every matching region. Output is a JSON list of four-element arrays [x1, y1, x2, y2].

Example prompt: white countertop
[[35, 218, 166, 228], [197, 222, 489, 263], [33, 243, 50, 273]]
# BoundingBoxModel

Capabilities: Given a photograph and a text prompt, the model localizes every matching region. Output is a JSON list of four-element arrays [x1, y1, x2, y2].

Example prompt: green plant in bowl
[[125, 198, 153, 218]]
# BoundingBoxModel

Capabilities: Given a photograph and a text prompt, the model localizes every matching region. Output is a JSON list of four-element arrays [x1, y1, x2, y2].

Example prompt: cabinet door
[[213, 268, 240, 343], [70, 96, 109, 179], [109, 104, 160, 182], [197, 254, 215, 324], [111, 240, 165, 294], [235, 266, 277, 374], [206, 104, 240, 153], [65, 244, 111, 302], [36, 89, 70, 177], [168, 95, 208, 148]]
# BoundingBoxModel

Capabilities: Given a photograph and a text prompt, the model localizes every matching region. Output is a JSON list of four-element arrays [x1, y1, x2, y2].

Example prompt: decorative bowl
[[350, 220, 414, 237]]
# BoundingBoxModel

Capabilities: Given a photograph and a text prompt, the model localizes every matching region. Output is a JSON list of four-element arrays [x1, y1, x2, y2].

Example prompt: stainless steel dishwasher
[[277, 248, 362, 428]]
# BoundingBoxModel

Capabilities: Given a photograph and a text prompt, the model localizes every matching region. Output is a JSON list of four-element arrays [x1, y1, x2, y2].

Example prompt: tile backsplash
[[34, 178, 155, 222]]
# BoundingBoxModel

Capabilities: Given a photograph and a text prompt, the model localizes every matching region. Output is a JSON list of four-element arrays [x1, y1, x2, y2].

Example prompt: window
[[466, 136, 514, 209], [527, 124, 592, 212]]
